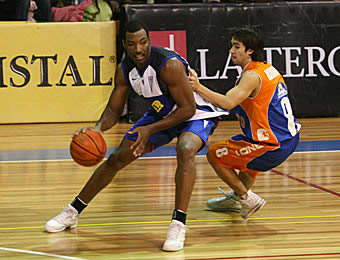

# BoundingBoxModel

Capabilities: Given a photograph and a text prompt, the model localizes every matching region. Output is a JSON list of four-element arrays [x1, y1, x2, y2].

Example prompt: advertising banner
[[123, 2, 340, 120], [0, 21, 116, 123]]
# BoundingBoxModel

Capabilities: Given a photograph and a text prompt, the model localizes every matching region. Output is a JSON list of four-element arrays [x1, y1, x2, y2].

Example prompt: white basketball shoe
[[162, 220, 186, 252], [206, 187, 242, 212], [235, 190, 266, 219], [45, 204, 79, 233]]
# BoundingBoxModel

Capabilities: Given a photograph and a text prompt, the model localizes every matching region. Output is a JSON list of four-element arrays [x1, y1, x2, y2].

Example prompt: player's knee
[[176, 144, 196, 162]]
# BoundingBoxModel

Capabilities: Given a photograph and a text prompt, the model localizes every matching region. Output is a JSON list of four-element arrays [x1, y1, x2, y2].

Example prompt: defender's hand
[[188, 68, 200, 92]]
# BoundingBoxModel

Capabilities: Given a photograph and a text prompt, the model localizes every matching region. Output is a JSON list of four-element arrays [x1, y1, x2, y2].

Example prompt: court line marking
[[1, 214, 340, 231], [0, 247, 87, 260], [271, 169, 340, 197], [187, 252, 340, 260]]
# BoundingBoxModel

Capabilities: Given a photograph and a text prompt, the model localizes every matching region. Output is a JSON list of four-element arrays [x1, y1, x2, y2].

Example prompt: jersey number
[[216, 147, 228, 158], [281, 97, 297, 137]]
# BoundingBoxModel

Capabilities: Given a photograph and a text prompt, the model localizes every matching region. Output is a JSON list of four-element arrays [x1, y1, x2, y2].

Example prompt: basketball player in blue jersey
[[45, 20, 228, 252]]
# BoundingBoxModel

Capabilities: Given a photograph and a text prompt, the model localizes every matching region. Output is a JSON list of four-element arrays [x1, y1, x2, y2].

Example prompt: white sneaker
[[45, 204, 79, 233], [206, 187, 241, 212], [236, 190, 266, 219], [162, 220, 186, 252]]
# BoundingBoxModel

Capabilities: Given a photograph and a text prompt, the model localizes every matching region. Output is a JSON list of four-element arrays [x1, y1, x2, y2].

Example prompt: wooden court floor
[[0, 118, 340, 260]]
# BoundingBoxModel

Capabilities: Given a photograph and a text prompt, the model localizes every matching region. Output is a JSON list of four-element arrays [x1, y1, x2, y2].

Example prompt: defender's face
[[124, 29, 151, 69], [229, 38, 253, 68]]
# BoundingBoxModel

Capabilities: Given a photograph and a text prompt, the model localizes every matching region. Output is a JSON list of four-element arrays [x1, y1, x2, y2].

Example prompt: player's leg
[[207, 152, 265, 219], [162, 131, 203, 252], [206, 137, 268, 219], [175, 131, 203, 211], [239, 171, 256, 190], [45, 138, 153, 233], [163, 119, 215, 252], [207, 133, 299, 218], [206, 171, 256, 213], [207, 154, 248, 195], [77, 138, 151, 203], [44, 113, 159, 233]]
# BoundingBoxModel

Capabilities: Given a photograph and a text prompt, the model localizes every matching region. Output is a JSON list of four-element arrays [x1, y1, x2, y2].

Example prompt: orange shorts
[[207, 133, 299, 178]]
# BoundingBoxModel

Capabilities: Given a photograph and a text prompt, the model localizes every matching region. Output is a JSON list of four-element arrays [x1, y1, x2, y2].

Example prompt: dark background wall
[[119, 2, 340, 122]]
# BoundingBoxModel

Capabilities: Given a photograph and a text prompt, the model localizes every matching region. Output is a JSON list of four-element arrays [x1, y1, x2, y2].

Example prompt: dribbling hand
[[72, 125, 102, 138]]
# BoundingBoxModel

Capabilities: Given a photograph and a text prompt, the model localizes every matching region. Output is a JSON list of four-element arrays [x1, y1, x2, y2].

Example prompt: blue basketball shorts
[[124, 111, 218, 150]]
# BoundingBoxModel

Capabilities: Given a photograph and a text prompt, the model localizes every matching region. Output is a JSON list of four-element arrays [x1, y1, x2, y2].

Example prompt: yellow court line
[[1, 214, 340, 231]]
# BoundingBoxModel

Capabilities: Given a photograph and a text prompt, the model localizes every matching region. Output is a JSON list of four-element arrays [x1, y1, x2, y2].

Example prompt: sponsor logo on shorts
[[235, 144, 264, 156], [257, 128, 270, 141]]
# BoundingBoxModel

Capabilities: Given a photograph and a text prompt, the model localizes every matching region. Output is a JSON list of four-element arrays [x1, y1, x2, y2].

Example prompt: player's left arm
[[128, 58, 196, 156]]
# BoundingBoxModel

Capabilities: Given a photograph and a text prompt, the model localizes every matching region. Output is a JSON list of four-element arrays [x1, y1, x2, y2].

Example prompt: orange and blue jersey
[[208, 61, 300, 177], [234, 61, 300, 145]]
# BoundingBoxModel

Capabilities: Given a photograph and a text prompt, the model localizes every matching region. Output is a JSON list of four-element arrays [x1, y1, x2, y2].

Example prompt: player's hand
[[188, 68, 200, 92], [72, 125, 102, 137], [128, 126, 152, 157]]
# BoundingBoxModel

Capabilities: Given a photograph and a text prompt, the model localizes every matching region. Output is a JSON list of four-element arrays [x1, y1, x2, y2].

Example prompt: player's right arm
[[95, 63, 130, 132], [189, 68, 259, 111]]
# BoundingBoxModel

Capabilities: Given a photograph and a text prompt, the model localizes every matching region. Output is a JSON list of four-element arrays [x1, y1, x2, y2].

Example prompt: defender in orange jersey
[[189, 27, 300, 219]]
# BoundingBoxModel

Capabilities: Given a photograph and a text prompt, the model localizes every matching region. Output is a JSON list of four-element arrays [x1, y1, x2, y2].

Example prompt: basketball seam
[[72, 140, 102, 159], [70, 146, 101, 166], [83, 131, 104, 155]]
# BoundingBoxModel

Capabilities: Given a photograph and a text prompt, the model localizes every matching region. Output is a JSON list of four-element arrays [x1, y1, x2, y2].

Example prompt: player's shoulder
[[161, 57, 185, 73], [241, 70, 260, 80], [152, 46, 183, 68], [151, 46, 185, 63]]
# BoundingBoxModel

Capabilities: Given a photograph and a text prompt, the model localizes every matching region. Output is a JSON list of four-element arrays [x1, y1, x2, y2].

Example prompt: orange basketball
[[70, 128, 107, 167]]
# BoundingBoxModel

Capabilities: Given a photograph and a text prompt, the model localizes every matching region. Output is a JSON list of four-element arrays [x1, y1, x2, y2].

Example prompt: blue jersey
[[121, 46, 229, 121]]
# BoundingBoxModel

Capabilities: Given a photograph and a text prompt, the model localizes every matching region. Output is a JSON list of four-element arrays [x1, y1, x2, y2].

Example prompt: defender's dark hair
[[229, 27, 265, 62], [123, 20, 149, 40]]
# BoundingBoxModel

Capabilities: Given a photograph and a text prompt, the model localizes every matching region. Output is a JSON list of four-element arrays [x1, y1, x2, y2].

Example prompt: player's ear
[[122, 40, 126, 48]]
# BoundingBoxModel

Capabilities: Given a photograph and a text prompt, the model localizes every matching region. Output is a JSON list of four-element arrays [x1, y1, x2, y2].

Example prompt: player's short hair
[[123, 20, 150, 40], [229, 27, 265, 62]]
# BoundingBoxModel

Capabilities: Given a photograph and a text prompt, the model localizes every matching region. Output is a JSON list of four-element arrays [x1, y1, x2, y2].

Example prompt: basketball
[[70, 128, 107, 167]]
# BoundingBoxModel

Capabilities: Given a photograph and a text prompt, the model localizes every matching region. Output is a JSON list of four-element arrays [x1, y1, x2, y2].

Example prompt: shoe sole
[[241, 200, 266, 220], [162, 244, 184, 252], [45, 224, 77, 233]]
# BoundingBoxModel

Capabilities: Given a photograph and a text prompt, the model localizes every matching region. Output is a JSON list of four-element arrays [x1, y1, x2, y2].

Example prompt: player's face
[[229, 38, 253, 68], [124, 29, 151, 69]]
